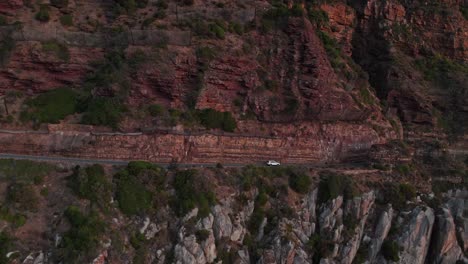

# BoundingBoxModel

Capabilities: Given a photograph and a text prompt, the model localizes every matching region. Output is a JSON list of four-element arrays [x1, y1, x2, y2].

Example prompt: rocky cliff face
[[2, 161, 467, 264]]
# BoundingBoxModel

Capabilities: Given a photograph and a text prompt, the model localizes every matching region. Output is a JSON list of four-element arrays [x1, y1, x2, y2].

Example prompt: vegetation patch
[[172, 169, 216, 218], [308, 8, 329, 27], [58, 206, 105, 262], [0, 232, 13, 264], [378, 182, 416, 210], [318, 171, 360, 203], [35, 5, 50, 22], [20, 87, 78, 125], [0, 33, 15, 66], [7, 183, 39, 212], [382, 240, 400, 262], [260, 3, 303, 33], [68, 165, 112, 211], [60, 14, 73, 26], [42, 40, 70, 61], [0, 205, 26, 227], [50, 0, 68, 8], [317, 31, 345, 70], [415, 55, 468, 138], [114, 169, 153, 216], [80, 97, 126, 129], [289, 171, 311, 194], [197, 108, 237, 132], [0, 159, 55, 183]]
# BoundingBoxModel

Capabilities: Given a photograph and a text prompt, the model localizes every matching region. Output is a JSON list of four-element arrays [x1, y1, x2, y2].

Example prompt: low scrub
[[7, 183, 39, 212], [58, 206, 105, 262], [289, 172, 312, 194], [114, 161, 165, 215], [68, 165, 112, 211], [20, 87, 78, 125], [42, 40, 70, 61], [318, 172, 360, 203], [0, 159, 55, 183], [197, 108, 237, 132], [172, 169, 216, 218], [114, 169, 153, 216], [382, 240, 400, 261], [0, 232, 13, 264], [35, 5, 50, 22]]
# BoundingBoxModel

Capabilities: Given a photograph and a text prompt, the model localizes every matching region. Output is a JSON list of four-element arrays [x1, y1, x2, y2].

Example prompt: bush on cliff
[[0, 35, 15, 66], [35, 5, 50, 22], [42, 40, 70, 61], [7, 183, 39, 212], [0, 232, 13, 264], [197, 108, 237, 132], [20, 87, 78, 125], [382, 240, 400, 262], [50, 0, 68, 8], [172, 169, 216, 218], [289, 172, 312, 194], [60, 14, 73, 26], [80, 97, 126, 129], [59, 206, 105, 261], [68, 165, 112, 211], [0, 159, 55, 183], [318, 172, 359, 203], [115, 169, 153, 216]]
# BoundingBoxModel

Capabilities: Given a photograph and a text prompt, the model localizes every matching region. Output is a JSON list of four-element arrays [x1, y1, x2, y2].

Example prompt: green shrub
[[195, 229, 210, 242], [115, 169, 153, 216], [0, 206, 27, 227], [21, 87, 78, 124], [229, 22, 244, 35], [382, 240, 400, 261], [289, 172, 311, 194], [290, 3, 303, 17], [35, 5, 50, 22], [40, 187, 49, 197], [60, 14, 73, 26], [172, 170, 216, 218], [317, 31, 344, 69], [318, 172, 359, 203], [80, 97, 125, 129], [461, 6, 468, 20], [395, 164, 411, 175], [33, 175, 44, 185], [0, 15, 6, 26], [42, 40, 70, 61], [156, 0, 168, 9], [0, 159, 55, 183], [248, 206, 265, 236], [0, 232, 13, 264], [398, 183, 416, 200], [197, 108, 237, 132], [210, 24, 225, 39], [0, 34, 15, 66], [309, 9, 329, 27], [148, 104, 164, 117], [7, 183, 39, 211], [50, 0, 68, 8], [68, 165, 112, 210], [379, 182, 416, 209], [261, 4, 291, 32], [60, 206, 105, 261], [307, 234, 334, 261]]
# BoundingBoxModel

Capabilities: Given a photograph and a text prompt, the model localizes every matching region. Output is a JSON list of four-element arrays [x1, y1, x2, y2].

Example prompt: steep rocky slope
[[0, 159, 467, 264], [0, 0, 467, 263]]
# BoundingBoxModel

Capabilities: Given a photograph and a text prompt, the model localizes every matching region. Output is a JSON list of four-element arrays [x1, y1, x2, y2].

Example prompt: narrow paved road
[[0, 153, 359, 169], [0, 153, 255, 168]]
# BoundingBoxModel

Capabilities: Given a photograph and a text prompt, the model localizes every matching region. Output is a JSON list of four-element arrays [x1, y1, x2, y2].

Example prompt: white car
[[267, 160, 281, 166]]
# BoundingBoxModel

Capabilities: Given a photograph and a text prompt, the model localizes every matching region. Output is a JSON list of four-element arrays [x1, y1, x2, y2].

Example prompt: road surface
[[0, 153, 358, 169]]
